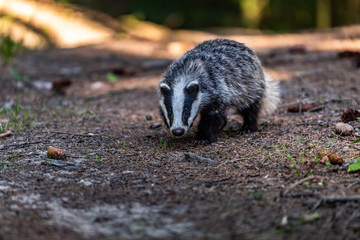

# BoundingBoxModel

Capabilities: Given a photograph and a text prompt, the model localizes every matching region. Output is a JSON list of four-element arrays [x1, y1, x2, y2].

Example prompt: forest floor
[[1, 26, 360, 240]]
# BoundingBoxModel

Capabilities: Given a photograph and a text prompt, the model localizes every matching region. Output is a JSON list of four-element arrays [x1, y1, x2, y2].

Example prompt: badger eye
[[160, 84, 171, 96], [161, 87, 170, 96], [185, 82, 199, 95]]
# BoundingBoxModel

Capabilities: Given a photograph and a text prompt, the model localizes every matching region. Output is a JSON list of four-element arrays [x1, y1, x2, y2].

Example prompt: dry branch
[[185, 152, 218, 165], [323, 195, 360, 203], [282, 176, 326, 196]]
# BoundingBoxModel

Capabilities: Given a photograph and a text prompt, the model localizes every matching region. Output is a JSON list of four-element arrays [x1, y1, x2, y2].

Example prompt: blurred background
[[57, 0, 360, 31], [1, 0, 360, 51]]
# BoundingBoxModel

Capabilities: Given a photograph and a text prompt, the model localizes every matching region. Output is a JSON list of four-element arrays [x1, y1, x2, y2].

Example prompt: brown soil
[[0, 29, 360, 240]]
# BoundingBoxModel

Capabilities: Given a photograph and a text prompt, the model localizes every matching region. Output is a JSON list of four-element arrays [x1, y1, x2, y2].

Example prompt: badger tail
[[260, 73, 280, 116]]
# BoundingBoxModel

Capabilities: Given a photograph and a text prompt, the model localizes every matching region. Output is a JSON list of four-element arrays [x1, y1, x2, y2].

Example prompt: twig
[[42, 159, 86, 170], [277, 99, 312, 109], [347, 180, 360, 189], [0, 141, 42, 149], [49, 131, 98, 137], [205, 176, 232, 184], [323, 98, 355, 104], [307, 105, 324, 112], [282, 176, 326, 196], [331, 131, 352, 140], [158, 177, 174, 184], [351, 145, 360, 151], [278, 98, 354, 110], [338, 178, 360, 183], [323, 195, 360, 203], [185, 152, 218, 164], [344, 211, 360, 228], [217, 159, 244, 168]]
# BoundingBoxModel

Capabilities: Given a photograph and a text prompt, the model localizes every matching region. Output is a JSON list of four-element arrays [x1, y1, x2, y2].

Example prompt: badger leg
[[195, 110, 227, 145], [238, 100, 260, 134]]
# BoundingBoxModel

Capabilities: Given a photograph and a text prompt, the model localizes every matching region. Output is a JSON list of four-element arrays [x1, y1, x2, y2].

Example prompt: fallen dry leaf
[[328, 153, 344, 165], [0, 131, 12, 138], [318, 150, 343, 165], [319, 150, 333, 158], [52, 78, 72, 94], [341, 108, 360, 123]]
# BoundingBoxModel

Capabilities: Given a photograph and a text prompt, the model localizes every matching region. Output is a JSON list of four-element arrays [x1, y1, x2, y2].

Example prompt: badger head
[[159, 80, 201, 137]]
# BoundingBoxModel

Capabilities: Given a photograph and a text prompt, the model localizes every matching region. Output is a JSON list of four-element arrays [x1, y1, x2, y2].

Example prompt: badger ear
[[160, 83, 171, 96], [185, 81, 199, 94]]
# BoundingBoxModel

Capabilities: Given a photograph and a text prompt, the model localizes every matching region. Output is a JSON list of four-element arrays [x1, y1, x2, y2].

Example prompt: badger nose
[[172, 128, 185, 136]]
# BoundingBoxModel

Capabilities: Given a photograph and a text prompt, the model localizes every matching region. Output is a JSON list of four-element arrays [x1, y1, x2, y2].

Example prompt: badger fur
[[159, 39, 280, 144]]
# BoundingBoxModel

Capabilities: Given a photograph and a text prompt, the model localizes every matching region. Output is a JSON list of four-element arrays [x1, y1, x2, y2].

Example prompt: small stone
[[90, 81, 105, 90], [47, 147, 66, 160], [32, 81, 53, 90], [149, 122, 162, 129], [145, 115, 153, 121], [335, 122, 354, 136]]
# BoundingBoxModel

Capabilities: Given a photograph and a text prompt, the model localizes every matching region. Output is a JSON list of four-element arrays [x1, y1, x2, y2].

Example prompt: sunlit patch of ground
[[2, 0, 360, 53], [0, 0, 115, 47]]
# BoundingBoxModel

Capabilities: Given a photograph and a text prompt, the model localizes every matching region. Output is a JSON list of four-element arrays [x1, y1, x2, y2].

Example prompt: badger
[[158, 39, 279, 144]]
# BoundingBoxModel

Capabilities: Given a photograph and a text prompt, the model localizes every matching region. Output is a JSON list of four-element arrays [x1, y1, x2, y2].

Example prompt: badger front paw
[[238, 124, 257, 135], [193, 138, 213, 145], [193, 133, 216, 145]]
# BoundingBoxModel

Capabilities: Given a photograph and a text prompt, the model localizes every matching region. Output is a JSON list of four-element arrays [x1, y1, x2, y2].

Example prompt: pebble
[[335, 122, 354, 136]]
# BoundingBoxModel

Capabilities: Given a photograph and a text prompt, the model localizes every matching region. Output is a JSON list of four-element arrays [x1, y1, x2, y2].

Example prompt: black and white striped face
[[159, 80, 201, 137]]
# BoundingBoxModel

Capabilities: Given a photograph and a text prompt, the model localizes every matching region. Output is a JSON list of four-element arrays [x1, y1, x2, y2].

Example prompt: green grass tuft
[[0, 36, 24, 64], [0, 101, 39, 132]]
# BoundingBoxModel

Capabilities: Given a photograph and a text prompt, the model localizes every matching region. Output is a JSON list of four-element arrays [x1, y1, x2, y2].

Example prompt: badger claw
[[238, 126, 257, 135], [193, 139, 212, 145]]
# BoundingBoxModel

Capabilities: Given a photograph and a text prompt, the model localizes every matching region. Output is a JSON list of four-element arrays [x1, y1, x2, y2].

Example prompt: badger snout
[[172, 128, 185, 136]]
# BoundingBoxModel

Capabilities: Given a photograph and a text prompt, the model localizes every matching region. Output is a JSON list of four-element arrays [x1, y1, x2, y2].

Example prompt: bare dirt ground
[[1, 28, 360, 240]]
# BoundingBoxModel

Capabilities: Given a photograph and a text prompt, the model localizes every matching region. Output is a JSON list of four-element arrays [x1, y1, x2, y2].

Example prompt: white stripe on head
[[159, 83, 171, 127], [159, 96, 170, 127], [170, 79, 187, 132]]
